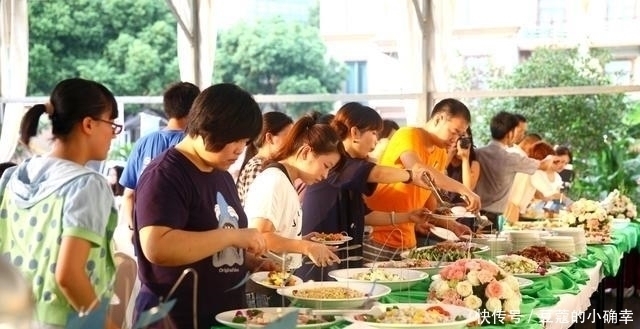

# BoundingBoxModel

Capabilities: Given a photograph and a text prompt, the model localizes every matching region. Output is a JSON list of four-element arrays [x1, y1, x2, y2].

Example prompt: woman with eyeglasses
[[0, 78, 121, 329]]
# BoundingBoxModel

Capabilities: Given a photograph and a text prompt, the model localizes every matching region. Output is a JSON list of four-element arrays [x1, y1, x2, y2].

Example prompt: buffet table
[[213, 223, 640, 329]]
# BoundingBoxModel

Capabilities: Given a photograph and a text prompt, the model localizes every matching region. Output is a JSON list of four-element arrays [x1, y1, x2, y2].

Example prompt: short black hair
[[490, 111, 519, 140], [431, 98, 471, 123], [381, 119, 400, 139], [163, 82, 200, 119], [186, 83, 262, 152], [514, 114, 527, 123]]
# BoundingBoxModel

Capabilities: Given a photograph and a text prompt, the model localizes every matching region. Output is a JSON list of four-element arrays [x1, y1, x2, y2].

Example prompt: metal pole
[[424, 0, 434, 120], [192, 0, 201, 87]]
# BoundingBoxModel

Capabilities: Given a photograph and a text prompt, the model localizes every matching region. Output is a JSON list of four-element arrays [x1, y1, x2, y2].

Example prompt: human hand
[[460, 190, 481, 212], [415, 221, 435, 235], [302, 232, 319, 241], [408, 208, 431, 225], [456, 140, 470, 159], [305, 242, 340, 267], [233, 228, 267, 256], [446, 221, 473, 237]]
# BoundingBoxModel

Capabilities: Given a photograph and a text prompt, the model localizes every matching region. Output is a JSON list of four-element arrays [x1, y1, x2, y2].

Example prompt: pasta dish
[[292, 287, 365, 299]]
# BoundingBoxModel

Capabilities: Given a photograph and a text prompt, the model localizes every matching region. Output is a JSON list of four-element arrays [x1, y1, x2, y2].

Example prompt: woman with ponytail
[[0, 78, 120, 329], [236, 112, 293, 206], [243, 115, 342, 271]]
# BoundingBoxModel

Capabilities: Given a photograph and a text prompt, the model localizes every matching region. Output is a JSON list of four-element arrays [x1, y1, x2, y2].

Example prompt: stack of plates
[[471, 237, 511, 256], [541, 236, 576, 256], [507, 230, 543, 251], [551, 227, 587, 255]]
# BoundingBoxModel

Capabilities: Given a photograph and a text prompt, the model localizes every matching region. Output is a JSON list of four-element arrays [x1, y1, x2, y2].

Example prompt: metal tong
[[420, 172, 454, 209]]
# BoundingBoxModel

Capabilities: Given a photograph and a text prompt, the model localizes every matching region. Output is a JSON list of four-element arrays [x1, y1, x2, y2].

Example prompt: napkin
[[379, 279, 431, 303], [518, 270, 584, 307], [585, 244, 621, 277]]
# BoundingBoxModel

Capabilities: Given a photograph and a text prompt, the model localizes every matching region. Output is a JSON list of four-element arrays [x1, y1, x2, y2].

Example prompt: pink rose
[[441, 265, 465, 281], [477, 269, 495, 284], [465, 260, 481, 271], [485, 280, 504, 299]]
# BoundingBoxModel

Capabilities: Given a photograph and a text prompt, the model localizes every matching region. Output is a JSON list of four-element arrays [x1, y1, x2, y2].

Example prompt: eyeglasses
[[92, 118, 123, 135]]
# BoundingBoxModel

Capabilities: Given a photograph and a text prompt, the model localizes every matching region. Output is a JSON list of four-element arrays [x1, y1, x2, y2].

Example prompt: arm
[[252, 218, 339, 267], [120, 188, 135, 229], [364, 209, 430, 226], [56, 237, 99, 312], [139, 226, 266, 266], [399, 150, 480, 211]]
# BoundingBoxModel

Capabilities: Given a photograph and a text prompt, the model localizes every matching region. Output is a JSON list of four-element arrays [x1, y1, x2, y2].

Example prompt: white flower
[[501, 276, 520, 292], [486, 297, 502, 313], [503, 297, 521, 313], [466, 270, 480, 285], [499, 281, 515, 300], [463, 295, 483, 310], [456, 280, 474, 297], [434, 280, 450, 297]]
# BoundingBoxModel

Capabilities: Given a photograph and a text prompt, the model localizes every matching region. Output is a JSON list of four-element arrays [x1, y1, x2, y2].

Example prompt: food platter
[[550, 256, 579, 267], [250, 271, 302, 290], [328, 268, 427, 291], [364, 260, 450, 276], [310, 232, 354, 245], [511, 266, 562, 279], [429, 227, 459, 241], [400, 242, 490, 261], [215, 307, 339, 329], [276, 281, 391, 309], [342, 303, 479, 329]]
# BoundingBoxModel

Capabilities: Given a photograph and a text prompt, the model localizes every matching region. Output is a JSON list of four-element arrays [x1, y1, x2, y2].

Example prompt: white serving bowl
[[276, 281, 391, 309], [343, 303, 480, 329], [328, 268, 427, 291]]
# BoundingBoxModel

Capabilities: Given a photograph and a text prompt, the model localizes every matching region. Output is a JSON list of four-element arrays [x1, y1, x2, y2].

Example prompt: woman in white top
[[244, 115, 342, 269], [520, 141, 563, 216]]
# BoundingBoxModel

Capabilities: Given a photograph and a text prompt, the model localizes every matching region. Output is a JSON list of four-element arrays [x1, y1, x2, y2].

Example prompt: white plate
[[215, 307, 339, 328], [277, 281, 391, 309], [328, 268, 427, 291], [310, 235, 354, 245], [429, 227, 459, 241], [249, 271, 302, 290], [550, 256, 579, 267], [343, 303, 479, 329], [364, 261, 450, 276], [430, 213, 460, 221], [511, 265, 562, 279], [517, 277, 534, 289]]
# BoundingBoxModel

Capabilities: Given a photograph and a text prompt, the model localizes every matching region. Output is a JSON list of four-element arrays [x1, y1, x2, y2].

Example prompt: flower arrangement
[[601, 189, 637, 221], [559, 198, 610, 242], [428, 259, 522, 325]]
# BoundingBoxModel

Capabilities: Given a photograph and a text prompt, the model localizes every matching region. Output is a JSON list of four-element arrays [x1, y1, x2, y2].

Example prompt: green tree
[[214, 17, 346, 117], [473, 48, 629, 158], [28, 0, 178, 98]]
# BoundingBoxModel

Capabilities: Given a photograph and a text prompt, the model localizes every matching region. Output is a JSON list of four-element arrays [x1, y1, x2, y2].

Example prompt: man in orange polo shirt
[[364, 99, 480, 260]]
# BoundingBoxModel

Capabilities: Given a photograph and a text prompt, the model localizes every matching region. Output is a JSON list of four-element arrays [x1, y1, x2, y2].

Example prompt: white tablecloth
[[533, 262, 603, 329]]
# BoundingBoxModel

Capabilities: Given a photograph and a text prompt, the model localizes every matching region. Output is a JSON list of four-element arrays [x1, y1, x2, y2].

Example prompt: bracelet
[[403, 169, 413, 184], [390, 211, 397, 226]]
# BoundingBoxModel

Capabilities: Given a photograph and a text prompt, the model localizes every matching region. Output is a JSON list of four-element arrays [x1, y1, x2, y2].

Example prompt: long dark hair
[[20, 78, 117, 146], [269, 115, 342, 163], [239, 112, 293, 174], [331, 102, 383, 140], [110, 166, 124, 196]]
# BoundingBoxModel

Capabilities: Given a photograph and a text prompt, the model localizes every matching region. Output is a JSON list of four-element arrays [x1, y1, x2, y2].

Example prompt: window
[[345, 61, 368, 94], [605, 60, 633, 85], [606, 0, 639, 20], [537, 0, 566, 26]]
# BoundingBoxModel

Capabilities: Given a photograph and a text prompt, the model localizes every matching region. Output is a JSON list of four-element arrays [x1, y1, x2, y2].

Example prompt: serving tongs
[[303, 255, 363, 266], [420, 172, 454, 209]]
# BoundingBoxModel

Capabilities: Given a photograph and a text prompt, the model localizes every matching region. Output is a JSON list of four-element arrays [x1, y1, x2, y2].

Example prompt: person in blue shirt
[[119, 82, 200, 232]]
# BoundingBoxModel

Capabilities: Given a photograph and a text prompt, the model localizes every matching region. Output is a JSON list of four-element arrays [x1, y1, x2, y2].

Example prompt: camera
[[458, 136, 472, 149]]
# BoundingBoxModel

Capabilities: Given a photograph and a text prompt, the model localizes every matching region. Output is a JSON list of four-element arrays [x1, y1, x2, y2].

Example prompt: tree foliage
[[214, 17, 346, 117], [473, 48, 629, 159], [28, 0, 179, 97]]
